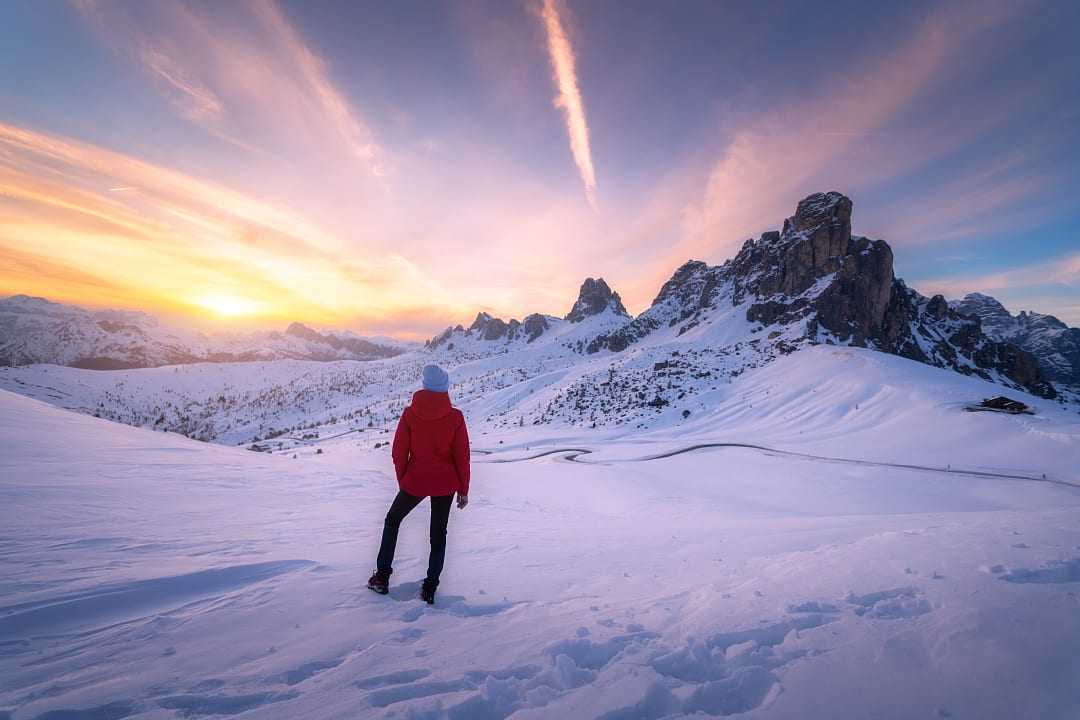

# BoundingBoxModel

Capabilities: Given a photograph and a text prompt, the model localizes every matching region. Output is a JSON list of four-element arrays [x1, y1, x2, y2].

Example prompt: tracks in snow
[[476, 443, 1079, 490]]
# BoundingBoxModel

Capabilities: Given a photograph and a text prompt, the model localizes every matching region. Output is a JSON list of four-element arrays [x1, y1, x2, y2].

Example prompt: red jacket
[[391, 390, 470, 498]]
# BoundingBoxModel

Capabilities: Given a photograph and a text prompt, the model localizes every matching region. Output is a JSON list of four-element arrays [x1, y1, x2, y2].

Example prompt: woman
[[368, 364, 470, 604]]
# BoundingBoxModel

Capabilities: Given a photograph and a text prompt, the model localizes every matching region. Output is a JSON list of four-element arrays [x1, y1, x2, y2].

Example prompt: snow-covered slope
[[0, 356, 429, 445], [953, 292, 1080, 390], [2, 355, 1079, 718], [0, 295, 411, 368]]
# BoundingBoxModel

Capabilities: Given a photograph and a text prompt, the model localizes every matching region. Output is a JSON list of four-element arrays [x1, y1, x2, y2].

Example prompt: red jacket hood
[[409, 389, 453, 420]]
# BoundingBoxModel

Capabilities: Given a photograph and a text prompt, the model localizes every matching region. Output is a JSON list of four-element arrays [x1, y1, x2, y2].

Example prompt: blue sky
[[0, 0, 1077, 335]]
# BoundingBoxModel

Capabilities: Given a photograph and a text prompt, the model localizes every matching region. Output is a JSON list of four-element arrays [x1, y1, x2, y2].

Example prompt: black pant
[[376, 491, 453, 583]]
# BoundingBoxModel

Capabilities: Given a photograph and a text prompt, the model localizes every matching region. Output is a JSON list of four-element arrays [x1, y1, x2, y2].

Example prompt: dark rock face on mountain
[[468, 312, 511, 341], [425, 278, 631, 350], [878, 284, 1055, 397], [952, 293, 1080, 388], [565, 278, 629, 322], [729, 192, 894, 347], [0, 295, 407, 368], [522, 313, 551, 341], [426, 309, 560, 349], [587, 191, 1056, 398]]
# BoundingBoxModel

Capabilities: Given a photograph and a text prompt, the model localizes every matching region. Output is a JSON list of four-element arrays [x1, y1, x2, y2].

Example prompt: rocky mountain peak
[[652, 261, 711, 306], [565, 278, 629, 323], [467, 312, 511, 341], [728, 191, 876, 313], [955, 293, 1010, 319], [521, 313, 550, 341], [285, 322, 321, 341], [468, 312, 494, 332], [786, 191, 853, 236]]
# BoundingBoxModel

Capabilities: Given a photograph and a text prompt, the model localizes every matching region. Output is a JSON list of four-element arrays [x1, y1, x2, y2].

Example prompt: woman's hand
[[456, 494, 469, 509]]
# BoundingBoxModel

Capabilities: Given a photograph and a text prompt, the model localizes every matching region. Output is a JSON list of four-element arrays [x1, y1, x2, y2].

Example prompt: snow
[[0, 295, 414, 368], [2, 344, 1079, 719]]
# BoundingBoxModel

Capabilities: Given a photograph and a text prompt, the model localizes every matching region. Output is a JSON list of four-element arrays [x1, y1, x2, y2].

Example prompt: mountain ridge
[[952, 292, 1080, 388], [432, 191, 1066, 401], [0, 295, 411, 368]]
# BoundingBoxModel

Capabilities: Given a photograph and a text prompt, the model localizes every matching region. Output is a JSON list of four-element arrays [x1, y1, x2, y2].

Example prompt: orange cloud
[[0, 122, 470, 333]]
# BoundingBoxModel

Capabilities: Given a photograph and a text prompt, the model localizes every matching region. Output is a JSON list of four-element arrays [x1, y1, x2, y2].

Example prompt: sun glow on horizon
[[195, 293, 266, 318]]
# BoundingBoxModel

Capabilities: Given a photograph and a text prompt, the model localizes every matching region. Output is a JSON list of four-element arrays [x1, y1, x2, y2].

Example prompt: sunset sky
[[1, 0, 1078, 338]]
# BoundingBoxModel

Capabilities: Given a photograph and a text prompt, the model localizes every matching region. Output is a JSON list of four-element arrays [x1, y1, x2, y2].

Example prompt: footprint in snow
[[389, 582, 513, 622], [265, 657, 345, 686], [845, 587, 932, 619], [999, 557, 1080, 584], [25, 700, 138, 720], [602, 613, 838, 719], [385, 627, 426, 645], [354, 669, 431, 690], [156, 691, 298, 717]]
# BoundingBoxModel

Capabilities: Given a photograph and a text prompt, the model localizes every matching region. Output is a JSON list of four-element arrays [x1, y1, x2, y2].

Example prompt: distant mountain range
[[428, 191, 1075, 401], [0, 295, 411, 368], [952, 293, 1080, 388], [4, 191, 1076, 408]]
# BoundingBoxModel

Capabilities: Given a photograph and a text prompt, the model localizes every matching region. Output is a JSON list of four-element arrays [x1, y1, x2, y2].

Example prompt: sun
[[195, 294, 264, 317]]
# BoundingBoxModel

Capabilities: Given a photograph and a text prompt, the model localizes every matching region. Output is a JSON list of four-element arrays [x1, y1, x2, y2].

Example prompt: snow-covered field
[[2, 346, 1079, 719]]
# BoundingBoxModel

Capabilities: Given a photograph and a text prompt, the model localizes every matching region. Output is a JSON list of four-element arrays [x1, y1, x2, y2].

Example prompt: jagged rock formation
[[425, 309, 563, 349], [584, 191, 1056, 398], [565, 278, 629, 322], [952, 293, 1080, 388], [522, 313, 551, 342], [0, 295, 408, 368], [468, 312, 512, 341], [425, 277, 630, 350]]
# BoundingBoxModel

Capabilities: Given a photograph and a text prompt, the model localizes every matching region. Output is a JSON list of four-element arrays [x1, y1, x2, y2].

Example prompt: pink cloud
[[75, 0, 384, 176], [540, 0, 598, 210]]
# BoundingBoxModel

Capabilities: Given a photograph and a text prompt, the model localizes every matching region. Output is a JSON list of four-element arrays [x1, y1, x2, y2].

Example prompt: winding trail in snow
[[477, 443, 1080, 491]]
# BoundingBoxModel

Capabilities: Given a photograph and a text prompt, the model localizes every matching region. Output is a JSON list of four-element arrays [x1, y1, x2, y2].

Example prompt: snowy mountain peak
[[952, 293, 1079, 388], [2, 294, 82, 318], [955, 292, 1011, 319], [565, 278, 629, 323], [0, 299, 409, 368], [468, 312, 514, 341], [284, 321, 322, 341]]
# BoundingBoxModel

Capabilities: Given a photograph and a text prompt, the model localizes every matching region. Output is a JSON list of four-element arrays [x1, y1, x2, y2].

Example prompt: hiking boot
[[420, 578, 438, 605], [367, 569, 390, 595]]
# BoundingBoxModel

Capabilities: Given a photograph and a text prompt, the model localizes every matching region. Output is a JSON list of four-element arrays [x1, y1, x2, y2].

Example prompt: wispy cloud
[[914, 252, 1080, 326], [249, 0, 381, 168], [540, 0, 597, 209], [668, 2, 1030, 272], [140, 46, 224, 122], [679, 11, 955, 264], [74, 0, 384, 176], [918, 253, 1080, 299]]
